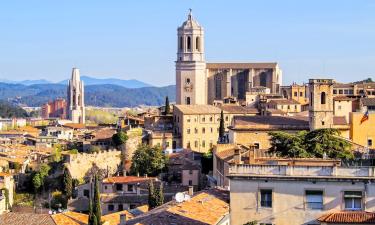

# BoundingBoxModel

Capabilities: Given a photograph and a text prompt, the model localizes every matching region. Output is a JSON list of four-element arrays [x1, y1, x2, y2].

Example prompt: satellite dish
[[183, 194, 191, 201], [175, 192, 184, 203]]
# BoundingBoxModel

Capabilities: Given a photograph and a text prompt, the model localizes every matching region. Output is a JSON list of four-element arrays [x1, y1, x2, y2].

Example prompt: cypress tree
[[148, 181, 156, 209], [88, 198, 94, 225], [93, 175, 102, 225], [156, 183, 164, 206], [63, 167, 73, 199], [219, 110, 225, 142], [164, 96, 170, 115]]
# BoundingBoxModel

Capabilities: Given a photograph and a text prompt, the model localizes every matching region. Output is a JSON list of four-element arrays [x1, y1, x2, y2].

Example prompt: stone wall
[[64, 150, 121, 179]]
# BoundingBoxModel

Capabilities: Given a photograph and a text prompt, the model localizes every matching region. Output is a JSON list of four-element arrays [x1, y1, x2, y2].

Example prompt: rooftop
[[174, 105, 221, 115], [219, 105, 259, 114], [206, 62, 278, 69], [361, 98, 375, 107], [230, 115, 309, 130], [268, 99, 301, 105], [318, 211, 375, 224], [102, 176, 153, 184]]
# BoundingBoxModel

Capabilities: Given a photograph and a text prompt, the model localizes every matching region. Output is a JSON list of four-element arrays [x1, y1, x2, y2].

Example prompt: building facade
[[176, 11, 282, 105], [67, 68, 85, 124], [41, 98, 67, 119]]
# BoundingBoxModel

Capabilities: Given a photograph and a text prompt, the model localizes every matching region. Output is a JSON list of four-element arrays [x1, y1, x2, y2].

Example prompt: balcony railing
[[229, 164, 375, 178]]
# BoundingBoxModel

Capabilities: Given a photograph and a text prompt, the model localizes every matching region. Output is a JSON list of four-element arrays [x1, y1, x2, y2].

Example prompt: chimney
[[233, 147, 242, 164], [188, 186, 194, 196], [120, 213, 127, 225]]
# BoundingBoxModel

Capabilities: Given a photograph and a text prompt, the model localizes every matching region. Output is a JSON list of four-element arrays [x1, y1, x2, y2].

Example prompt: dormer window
[[186, 78, 191, 84]]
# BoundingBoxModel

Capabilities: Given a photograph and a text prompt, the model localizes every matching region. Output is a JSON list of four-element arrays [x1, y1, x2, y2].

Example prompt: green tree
[[63, 167, 73, 199], [130, 144, 167, 176], [268, 129, 353, 159], [52, 144, 63, 162], [32, 173, 42, 193], [148, 181, 156, 209], [93, 175, 102, 225], [88, 198, 95, 225], [112, 131, 128, 147], [219, 110, 225, 142], [155, 183, 164, 207], [164, 96, 170, 115], [39, 163, 51, 178]]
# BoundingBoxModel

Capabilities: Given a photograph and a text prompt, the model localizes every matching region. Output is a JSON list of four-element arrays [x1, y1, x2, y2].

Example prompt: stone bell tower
[[67, 68, 85, 124], [308, 78, 334, 130], [176, 9, 207, 105]]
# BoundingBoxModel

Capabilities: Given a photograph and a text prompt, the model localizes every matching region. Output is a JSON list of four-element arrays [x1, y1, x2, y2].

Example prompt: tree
[[130, 144, 168, 176], [164, 96, 170, 115], [148, 181, 164, 209], [52, 144, 63, 162], [88, 198, 95, 225], [32, 173, 42, 193], [39, 163, 51, 178], [219, 110, 225, 142], [112, 131, 128, 147], [268, 129, 353, 159], [63, 167, 73, 199], [93, 175, 102, 225]]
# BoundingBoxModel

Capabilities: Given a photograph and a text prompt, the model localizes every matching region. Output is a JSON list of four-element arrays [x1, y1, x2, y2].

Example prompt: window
[[210, 127, 213, 133], [187, 128, 190, 134], [116, 184, 123, 191], [83, 189, 90, 198], [225, 116, 229, 121], [187, 36, 191, 50], [321, 92, 326, 104], [287, 105, 290, 110], [344, 191, 362, 210], [186, 78, 190, 84], [202, 128, 205, 134], [339, 90, 343, 94], [189, 170, 193, 175], [189, 180, 193, 186], [194, 141, 198, 148], [305, 190, 323, 210], [322, 121, 325, 126], [104, 185, 107, 190], [128, 184, 134, 192], [186, 97, 191, 105], [179, 36, 183, 50], [349, 90, 354, 95], [338, 105, 342, 110], [187, 141, 191, 148], [195, 128, 198, 134], [260, 189, 272, 208], [300, 91, 303, 97], [294, 92, 297, 97], [333, 89, 337, 94], [209, 141, 213, 148], [108, 204, 114, 211], [196, 36, 200, 51], [202, 117, 205, 122], [202, 140, 205, 148], [368, 139, 373, 147], [254, 143, 260, 149], [118, 204, 123, 211]]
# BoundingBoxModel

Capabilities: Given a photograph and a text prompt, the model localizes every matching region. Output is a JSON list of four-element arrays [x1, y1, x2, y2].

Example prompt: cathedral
[[176, 10, 283, 105], [67, 68, 85, 124]]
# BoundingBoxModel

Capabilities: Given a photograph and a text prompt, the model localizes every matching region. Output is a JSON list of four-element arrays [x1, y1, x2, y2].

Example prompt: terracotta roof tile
[[51, 211, 88, 225], [318, 211, 375, 223], [333, 116, 348, 125], [268, 99, 300, 105], [0, 213, 56, 225], [102, 176, 154, 184]]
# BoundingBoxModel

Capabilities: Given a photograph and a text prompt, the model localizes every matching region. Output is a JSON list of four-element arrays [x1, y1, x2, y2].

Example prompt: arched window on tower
[[321, 92, 326, 104], [187, 36, 191, 51], [196, 36, 200, 51], [186, 97, 191, 105], [179, 36, 183, 50]]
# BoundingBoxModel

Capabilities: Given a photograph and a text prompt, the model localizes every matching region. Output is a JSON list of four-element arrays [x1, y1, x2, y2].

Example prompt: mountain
[[0, 79, 51, 85], [0, 76, 152, 88], [0, 82, 175, 107], [59, 76, 152, 88]]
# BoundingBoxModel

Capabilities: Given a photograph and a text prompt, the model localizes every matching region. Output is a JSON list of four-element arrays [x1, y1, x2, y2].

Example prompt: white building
[[67, 68, 85, 124]]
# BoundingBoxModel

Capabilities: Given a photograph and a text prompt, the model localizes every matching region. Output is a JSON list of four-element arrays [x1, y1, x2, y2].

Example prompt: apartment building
[[229, 162, 375, 225]]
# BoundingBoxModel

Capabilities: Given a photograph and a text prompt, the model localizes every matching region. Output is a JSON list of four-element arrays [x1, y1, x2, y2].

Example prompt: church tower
[[176, 9, 207, 105], [67, 68, 85, 124], [308, 79, 334, 130]]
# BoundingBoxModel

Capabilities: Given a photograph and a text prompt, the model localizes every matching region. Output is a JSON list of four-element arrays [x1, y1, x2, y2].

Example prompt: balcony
[[229, 164, 375, 179]]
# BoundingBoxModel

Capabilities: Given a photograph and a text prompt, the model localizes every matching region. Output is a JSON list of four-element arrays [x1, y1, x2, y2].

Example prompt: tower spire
[[188, 8, 192, 20]]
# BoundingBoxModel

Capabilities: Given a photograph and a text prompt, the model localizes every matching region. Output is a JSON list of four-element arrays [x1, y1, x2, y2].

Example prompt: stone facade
[[64, 150, 121, 179], [308, 79, 334, 130], [176, 11, 282, 106], [67, 68, 85, 124]]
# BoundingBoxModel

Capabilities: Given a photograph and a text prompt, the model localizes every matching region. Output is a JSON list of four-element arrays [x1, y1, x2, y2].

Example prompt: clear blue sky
[[0, 0, 374, 86]]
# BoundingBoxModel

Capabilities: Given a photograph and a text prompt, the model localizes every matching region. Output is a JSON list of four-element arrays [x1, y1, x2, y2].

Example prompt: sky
[[0, 0, 374, 86]]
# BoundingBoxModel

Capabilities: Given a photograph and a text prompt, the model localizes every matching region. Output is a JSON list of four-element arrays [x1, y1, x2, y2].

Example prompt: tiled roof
[[174, 105, 221, 115], [266, 109, 287, 115], [51, 211, 88, 225], [334, 96, 356, 101], [215, 148, 236, 160], [268, 99, 300, 105], [318, 211, 375, 224], [333, 116, 348, 125], [219, 105, 259, 114], [361, 98, 375, 106], [127, 188, 229, 225], [102, 210, 134, 224], [102, 176, 153, 184], [0, 213, 56, 225], [206, 62, 278, 69], [63, 123, 86, 129], [231, 115, 309, 130]]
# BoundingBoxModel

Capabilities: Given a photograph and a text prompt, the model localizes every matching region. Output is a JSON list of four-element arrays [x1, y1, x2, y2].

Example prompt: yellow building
[[350, 112, 375, 149], [173, 104, 258, 153], [267, 99, 302, 114], [281, 83, 309, 105]]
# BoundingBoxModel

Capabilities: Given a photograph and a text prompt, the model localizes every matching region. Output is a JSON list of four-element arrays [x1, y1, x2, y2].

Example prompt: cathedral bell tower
[[176, 9, 207, 105], [67, 68, 85, 124]]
